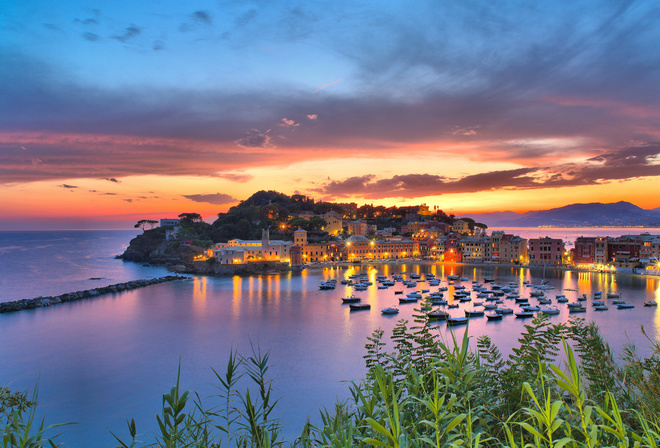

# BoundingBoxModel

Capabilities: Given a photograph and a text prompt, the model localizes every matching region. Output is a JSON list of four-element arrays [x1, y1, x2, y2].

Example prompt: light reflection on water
[[0, 262, 659, 448]]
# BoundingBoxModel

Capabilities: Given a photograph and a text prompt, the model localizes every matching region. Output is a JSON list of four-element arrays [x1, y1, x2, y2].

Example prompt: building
[[574, 237, 597, 268], [459, 236, 492, 263], [499, 234, 528, 264], [346, 219, 369, 236], [528, 237, 565, 266], [321, 211, 343, 235], [451, 220, 470, 235], [159, 218, 180, 227], [213, 229, 293, 264], [343, 235, 419, 261]]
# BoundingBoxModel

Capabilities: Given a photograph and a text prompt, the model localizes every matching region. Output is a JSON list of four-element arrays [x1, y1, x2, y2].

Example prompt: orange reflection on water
[[191, 276, 207, 315]]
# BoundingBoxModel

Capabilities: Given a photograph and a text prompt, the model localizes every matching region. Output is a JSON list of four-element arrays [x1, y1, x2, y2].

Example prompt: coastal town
[[151, 195, 660, 277]]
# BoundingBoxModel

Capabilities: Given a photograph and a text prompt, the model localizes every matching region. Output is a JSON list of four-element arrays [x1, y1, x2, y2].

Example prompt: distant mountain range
[[462, 201, 660, 228]]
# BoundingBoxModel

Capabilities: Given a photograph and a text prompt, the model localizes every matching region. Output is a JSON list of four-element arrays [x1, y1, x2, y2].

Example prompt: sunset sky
[[2, 0, 660, 229]]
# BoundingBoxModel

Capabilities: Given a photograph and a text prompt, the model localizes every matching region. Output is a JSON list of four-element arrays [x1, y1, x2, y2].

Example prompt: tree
[[134, 219, 148, 232], [308, 216, 327, 231], [178, 213, 203, 223]]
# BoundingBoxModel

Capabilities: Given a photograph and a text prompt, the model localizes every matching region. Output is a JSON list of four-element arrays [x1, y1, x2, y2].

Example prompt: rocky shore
[[0, 275, 187, 314]]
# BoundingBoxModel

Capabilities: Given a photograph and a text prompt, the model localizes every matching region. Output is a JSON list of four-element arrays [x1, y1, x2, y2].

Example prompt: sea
[[1, 228, 659, 447]]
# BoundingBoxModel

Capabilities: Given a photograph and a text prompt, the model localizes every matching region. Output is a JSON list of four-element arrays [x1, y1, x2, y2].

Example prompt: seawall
[[0, 275, 187, 314]]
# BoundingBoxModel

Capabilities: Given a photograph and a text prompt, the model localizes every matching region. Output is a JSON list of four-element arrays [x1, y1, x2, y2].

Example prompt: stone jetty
[[0, 275, 187, 314]]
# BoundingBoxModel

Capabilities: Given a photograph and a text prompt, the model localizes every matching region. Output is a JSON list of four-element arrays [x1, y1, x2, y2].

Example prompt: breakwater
[[0, 275, 187, 313]]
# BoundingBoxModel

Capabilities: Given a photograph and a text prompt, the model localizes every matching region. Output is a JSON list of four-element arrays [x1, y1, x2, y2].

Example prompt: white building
[[213, 229, 294, 264]]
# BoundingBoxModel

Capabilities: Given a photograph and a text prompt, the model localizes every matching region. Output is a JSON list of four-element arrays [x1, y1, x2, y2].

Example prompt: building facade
[[528, 237, 565, 266]]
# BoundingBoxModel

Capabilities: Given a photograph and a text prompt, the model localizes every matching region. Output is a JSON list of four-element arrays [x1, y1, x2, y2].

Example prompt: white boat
[[644, 301, 658, 307], [381, 307, 399, 315], [541, 307, 560, 315], [594, 304, 609, 311]]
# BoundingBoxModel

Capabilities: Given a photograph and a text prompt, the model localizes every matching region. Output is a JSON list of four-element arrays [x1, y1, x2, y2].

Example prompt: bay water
[[1, 229, 659, 447]]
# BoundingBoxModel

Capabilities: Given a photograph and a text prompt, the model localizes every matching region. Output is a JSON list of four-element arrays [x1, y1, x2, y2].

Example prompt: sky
[[2, 0, 660, 229]]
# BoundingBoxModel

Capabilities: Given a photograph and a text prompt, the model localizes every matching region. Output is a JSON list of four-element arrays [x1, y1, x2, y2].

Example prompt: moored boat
[[447, 317, 468, 326], [341, 295, 360, 303], [541, 307, 560, 315], [349, 303, 370, 311], [427, 309, 449, 320], [486, 313, 503, 321], [381, 306, 399, 314], [617, 303, 634, 309]]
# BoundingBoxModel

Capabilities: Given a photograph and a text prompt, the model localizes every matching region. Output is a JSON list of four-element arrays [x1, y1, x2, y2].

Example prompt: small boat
[[407, 292, 422, 299], [464, 309, 484, 317], [341, 296, 361, 303], [427, 309, 449, 320], [394, 290, 403, 295], [644, 301, 658, 307], [556, 296, 569, 303], [592, 300, 605, 307], [515, 311, 535, 318], [447, 317, 468, 326], [607, 293, 621, 298], [459, 276, 469, 281], [381, 306, 399, 315], [538, 298, 552, 305], [319, 282, 336, 290], [349, 303, 370, 311], [447, 275, 459, 281], [483, 303, 497, 310], [521, 305, 540, 312], [377, 285, 389, 290], [541, 307, 560, 315], [569, 306, 586, 313], [593, 305, 609, 311], [431, 299, 448, 306], [567, 302, 584, 309], [578, 294, 588, 302], [611, 299, 626, 305], [515, 297, 530, 303], [483, 278, 495, 283], [496, 307, 513, 314], [399, 297, 419, 303], [486, 313, 503, 321], [447, 303, 459, 309], [617, 303, 634, 309]]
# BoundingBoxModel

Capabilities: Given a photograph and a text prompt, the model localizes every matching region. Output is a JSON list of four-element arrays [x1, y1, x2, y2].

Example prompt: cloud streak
[[316, 145, 660, 199], [183, 193, 238, 205]]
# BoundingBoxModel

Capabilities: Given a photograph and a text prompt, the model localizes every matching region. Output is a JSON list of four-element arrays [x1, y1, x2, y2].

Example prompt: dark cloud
[[235, 130, 272, 148], [183, 193, 238, 205], [317, 145, 660, 199], [59, 184, 79, 189], [82, 32, 100, 42], [192, 11, 212, 25], [112, 25, 141, 43], [123, 198, 133, 202], [104, 177, 120, 183]]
